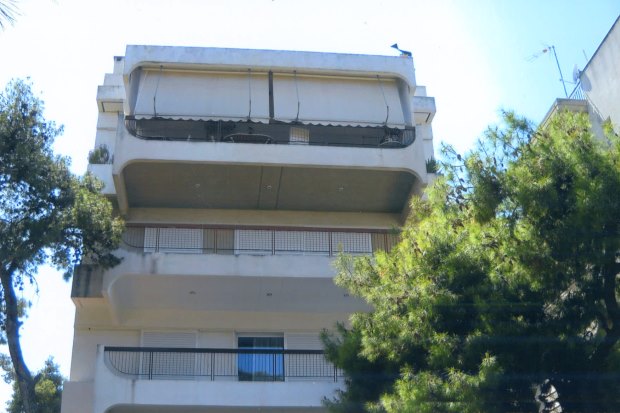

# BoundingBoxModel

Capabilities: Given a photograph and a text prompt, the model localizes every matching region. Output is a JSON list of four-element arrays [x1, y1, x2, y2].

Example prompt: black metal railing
[[104, 347, 343, 382], [124, 118, 415, 149]]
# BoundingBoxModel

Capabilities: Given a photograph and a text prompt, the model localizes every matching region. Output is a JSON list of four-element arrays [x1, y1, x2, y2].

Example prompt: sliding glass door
[[238, 336, 284, 381]]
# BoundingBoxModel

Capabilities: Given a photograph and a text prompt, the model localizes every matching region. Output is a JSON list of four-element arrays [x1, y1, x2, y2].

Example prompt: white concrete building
[[542, 16, 620, 134], [61, 45, 436, 413]]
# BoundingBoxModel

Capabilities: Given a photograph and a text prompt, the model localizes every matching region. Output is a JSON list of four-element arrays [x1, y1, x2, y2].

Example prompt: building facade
[[61, 45, 436, 413]]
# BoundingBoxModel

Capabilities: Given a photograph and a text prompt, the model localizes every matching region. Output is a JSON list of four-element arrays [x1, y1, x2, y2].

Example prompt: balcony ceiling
[[122, 162, 415, 213]]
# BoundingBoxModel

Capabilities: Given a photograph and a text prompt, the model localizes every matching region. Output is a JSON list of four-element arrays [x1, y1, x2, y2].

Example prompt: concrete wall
[[580, 17, 620, 131]]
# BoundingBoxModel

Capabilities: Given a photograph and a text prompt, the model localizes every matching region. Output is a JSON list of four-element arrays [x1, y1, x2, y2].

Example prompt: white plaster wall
[[70, 329, 140, 380], [103, 249, 334, 281], [581, 18, 620, 130], [123, 45, 417, 89], [61, 381, 93, 413], [93, 130, 116, 155], [63, 329, 139, 413], [96, 113, 119, 131], [198, 331, 235, 348]]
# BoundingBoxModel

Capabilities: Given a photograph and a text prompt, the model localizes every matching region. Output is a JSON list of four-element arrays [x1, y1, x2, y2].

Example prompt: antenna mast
[[549, 45, 568, 98]]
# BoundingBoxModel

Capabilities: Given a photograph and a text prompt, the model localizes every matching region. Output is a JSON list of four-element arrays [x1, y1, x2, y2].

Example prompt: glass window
[[238, 336, 284, 381]]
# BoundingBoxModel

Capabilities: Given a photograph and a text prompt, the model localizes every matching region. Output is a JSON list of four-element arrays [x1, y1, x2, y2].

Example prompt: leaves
[[7, 357, 64, 413], [0, 79, 124, 413], [327, 111, 620, 412]]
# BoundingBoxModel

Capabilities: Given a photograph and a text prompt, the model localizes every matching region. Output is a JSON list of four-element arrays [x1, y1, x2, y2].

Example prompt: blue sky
[[0, 0, 618, 407]]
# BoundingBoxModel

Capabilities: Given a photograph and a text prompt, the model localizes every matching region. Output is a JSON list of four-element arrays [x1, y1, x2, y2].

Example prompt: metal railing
[[121, 226, 399, 256], [124, 118, 415, 149], [569, 82, 586, 100], [105, 347, 343, 382], [567, 82, 608, 125]]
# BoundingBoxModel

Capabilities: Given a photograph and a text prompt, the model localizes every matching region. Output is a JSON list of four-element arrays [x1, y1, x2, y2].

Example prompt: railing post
[[148, 350, 154, 380], [155, 228, 160, 253], [328, 232, 333, 256], [211, 352, 215, 381]]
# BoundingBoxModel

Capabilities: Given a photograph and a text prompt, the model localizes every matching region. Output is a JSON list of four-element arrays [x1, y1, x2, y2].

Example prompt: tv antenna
[[543, 45, 569, 97]]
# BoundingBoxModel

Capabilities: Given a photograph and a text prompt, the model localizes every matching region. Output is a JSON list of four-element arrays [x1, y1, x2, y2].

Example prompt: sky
[[0, 0, 618, 408]]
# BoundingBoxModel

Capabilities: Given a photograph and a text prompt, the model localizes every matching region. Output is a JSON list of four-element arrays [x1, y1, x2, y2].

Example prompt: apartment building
[[61, 45, 436, 413]]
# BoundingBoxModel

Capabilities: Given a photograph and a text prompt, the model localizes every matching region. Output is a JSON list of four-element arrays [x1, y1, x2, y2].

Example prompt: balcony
[[126, 118, 416, 149], [110, 130, 426, 215], [73, 225, 389, 325], [105, 346, 342, 382], [92, 345, 342, 413], [91, 46, 432, 215], [121, 225, 399, 256]]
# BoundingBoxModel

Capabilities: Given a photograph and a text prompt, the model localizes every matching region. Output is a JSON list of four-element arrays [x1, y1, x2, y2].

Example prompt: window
[[237, 336, 284, 381]]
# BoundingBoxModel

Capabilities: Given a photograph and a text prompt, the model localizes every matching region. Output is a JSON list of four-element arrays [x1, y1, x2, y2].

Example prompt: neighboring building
[[542, 15, 620, 134], [61, 45, 436, 413]]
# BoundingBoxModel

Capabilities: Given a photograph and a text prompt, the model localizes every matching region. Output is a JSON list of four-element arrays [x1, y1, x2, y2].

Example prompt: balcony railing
[[125, 118, 415, 149], [104, 347, 343, 382], [122, 225, 399, 256], [569, 82, 586, 100]]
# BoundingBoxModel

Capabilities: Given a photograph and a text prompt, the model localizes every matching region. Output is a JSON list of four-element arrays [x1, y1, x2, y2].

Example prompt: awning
[[273, 74, 406, 128], [129, 68, 270, 123], [127, 68, 408, 128]]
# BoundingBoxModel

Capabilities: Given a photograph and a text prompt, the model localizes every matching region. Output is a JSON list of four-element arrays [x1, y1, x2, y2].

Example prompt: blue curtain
[[238, 337, 284, 381]]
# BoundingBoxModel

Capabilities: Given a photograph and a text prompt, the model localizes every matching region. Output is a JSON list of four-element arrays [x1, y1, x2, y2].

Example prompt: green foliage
[[0, 79, 124, 413], [87, 144, 112, 164], [328, 111, 620, 412], [0, 78, 123, 282], [7, 358, 64, 413], [322, 324, 400, 412], [425, 157, 439, 174]]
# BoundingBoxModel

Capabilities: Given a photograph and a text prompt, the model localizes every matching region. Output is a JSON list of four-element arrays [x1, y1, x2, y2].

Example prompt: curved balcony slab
[[99, 250, 369, 322], [111, 126, 428, 215], [94, 345, 340, 413], [113, 125, 427, 178]]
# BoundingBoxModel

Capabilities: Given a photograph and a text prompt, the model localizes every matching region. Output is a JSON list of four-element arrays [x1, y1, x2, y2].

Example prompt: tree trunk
[[0, 268, 36, 413]]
